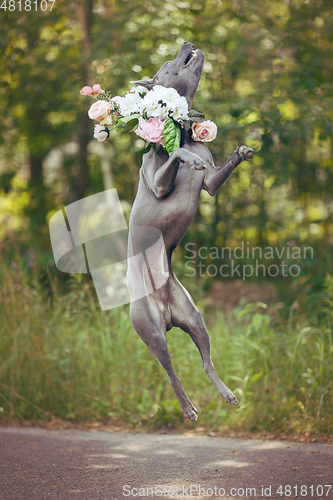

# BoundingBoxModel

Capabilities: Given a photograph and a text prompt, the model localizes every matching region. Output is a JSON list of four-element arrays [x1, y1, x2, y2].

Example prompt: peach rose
[[88, 100, 111, 121], [192, 120, 217, 142]]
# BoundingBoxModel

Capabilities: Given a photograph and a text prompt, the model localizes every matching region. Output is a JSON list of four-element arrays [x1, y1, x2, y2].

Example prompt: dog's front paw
[[235, 145, 254, 161], [178, 150, 206, 170], [192, 163, 207, 171]]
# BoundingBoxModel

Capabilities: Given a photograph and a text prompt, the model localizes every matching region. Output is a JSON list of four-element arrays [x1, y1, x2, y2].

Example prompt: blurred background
[[0, 0, 332, 436]]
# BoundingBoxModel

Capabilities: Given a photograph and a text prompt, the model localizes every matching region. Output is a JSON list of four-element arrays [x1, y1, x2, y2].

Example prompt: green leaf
[[188, 109, 205, 122], [163, 118, 181, 156], [117, 113, 141, 125], [135, 143, 152, 155]]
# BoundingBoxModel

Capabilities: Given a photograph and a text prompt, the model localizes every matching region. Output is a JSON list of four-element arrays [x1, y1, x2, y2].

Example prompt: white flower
[[111, 84, 188, 122], [140, 90, 166, 119], [129, 85, 148, 96], [150, 85, 170, 99], [111, 95, 122, 107], [159, 87, 183, 110], [112, 92, 142, 117], [117, 96, 132, 116], [140, 86, 189, 121], [170, 96, 189, 121], [94, 124, 109, 142]]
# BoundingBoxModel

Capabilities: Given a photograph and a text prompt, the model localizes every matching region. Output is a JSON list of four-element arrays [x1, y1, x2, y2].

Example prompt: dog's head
[[132, 42, 204, 107]]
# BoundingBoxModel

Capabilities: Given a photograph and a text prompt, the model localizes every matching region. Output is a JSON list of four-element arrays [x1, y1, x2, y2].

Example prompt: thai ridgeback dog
[[127, 42, 253, 420]]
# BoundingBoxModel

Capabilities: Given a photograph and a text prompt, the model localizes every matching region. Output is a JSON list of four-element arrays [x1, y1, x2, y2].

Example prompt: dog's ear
[[130, 79, 154, 90]]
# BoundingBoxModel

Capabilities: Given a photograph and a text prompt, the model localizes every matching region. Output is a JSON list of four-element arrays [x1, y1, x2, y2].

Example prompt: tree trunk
[[70, 111, 90, 203], [27, 151, 46, 231], [70, 0, 94, 203], [29, 154, 43, 186]]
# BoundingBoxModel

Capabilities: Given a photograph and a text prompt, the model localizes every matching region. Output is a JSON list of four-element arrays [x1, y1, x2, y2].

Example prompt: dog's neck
[[180, 128, 195, 147]]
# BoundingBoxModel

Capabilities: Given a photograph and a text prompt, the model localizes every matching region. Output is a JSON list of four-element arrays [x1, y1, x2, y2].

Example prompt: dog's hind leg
[[130, 295, 198, 421], [169, 275, 238, 406]]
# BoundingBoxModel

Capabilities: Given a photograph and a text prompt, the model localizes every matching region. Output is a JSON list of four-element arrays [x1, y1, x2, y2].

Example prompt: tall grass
[[0, 257, 332, 435]]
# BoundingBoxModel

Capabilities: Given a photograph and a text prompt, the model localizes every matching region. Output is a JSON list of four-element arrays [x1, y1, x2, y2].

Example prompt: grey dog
[[127, 42, 253, 421]]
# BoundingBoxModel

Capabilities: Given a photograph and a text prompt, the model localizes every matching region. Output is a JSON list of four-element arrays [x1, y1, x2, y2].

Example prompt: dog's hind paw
[[236, 145, 254, 162], [221, 388, 238, 406], [183, 403, 198, 421]]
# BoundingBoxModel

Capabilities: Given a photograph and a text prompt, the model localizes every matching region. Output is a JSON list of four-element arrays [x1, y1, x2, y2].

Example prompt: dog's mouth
[[183, 49, 197, 68]]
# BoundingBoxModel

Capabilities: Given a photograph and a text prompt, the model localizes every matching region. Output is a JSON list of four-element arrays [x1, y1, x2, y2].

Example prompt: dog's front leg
[[151, 153, 183, 198], [144, 149, 206, 198], [203, 145, 253, 196]]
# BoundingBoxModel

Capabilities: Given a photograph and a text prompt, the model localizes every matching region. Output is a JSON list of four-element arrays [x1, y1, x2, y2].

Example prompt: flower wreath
[[80, 83, 217, 155]]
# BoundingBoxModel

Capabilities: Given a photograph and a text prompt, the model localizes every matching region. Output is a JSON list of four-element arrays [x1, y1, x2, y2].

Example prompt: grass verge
[[0, 258, 332, 436]]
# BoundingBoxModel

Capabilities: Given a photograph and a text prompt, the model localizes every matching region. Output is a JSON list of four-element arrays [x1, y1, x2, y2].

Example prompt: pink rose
[[192, 120, 217, 142], [135, 117, 166, 145], [92, 84, 103, 94], [93, 124, 109, 142], [88, 100, 111, 121], [80, 86, 94, 96], [80, 84, 104, 96]]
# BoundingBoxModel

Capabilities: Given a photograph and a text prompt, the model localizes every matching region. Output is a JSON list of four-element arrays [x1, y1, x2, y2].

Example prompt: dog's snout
[[183, 41, 195, 49]]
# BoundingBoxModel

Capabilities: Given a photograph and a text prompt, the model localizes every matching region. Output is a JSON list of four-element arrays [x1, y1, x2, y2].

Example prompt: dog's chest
[[174, 144, 213, 190], [182, 141, 214, 168], [173, 161, 204, 194]]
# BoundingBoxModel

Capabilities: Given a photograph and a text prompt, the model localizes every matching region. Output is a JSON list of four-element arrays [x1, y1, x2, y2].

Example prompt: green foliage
[[324, 274, 333, 322], [0, 0, 332, 254], [163, 117, 181, 156], [0, 259, 332, 435], [0, 0, 332, 436]]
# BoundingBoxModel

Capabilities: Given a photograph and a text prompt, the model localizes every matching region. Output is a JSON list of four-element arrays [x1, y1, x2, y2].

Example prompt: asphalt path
[[0, 427, 332, 499]]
